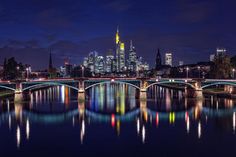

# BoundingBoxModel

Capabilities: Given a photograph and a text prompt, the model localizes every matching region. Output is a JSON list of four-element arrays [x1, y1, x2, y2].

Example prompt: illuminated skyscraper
[[128, 40, 137, 72], [116, 27, 120, 72], [106, 49, 114, 73], [120, 42, 125, 71], [210, 54, 215, 62], [115, 27, 125, 72], [87, 51, 97, 73], [165, 53, 172, 67], [95, 56, 105, 74]]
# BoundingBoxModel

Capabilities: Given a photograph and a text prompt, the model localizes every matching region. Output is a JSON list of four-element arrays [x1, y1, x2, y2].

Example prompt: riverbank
[[203, 88, 236, 98]]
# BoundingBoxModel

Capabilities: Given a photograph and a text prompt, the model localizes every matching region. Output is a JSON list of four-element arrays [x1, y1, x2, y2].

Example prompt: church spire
[[155, 49, 162, 70], [49, 48, 53, 71]]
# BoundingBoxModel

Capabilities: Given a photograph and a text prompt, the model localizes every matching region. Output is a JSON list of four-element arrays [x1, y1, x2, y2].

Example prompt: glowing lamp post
[[81, 66, 84, 78], [233, 68, 235, 79], [186, 67, 189, 79], [197, 66, 201, 78]]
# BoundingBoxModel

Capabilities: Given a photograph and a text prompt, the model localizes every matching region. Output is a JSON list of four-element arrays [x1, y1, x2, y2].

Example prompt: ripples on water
[[0, 83, 236, 157]]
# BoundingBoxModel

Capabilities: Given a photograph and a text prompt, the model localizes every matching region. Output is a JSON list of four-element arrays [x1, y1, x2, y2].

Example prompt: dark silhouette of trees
[[210, 54, 232, 79], [3, 57, 18, 80]]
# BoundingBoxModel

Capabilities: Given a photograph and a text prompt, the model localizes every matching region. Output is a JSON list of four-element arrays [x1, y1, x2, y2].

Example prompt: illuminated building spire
[[116, 26, 120, 44]]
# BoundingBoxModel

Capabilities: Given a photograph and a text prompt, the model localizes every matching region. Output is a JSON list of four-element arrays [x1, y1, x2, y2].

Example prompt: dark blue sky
[[0, 0, 235, 70]]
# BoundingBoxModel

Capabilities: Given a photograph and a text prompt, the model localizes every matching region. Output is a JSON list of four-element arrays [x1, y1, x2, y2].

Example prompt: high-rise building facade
[[95, 56, 105, 74], [119, 42, 125, 71], [106, 49, 114, 73], [210, 54, 215, 62], [115, 27, 125, 72], [87, 51, 97, 73], [179, 61, 184, 66], [128, 40, 137, 72], [165, 53, 172, 67]]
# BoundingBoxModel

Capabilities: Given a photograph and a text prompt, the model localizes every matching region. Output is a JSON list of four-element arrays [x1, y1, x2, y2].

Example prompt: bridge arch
[[145, 80, 196, 90], [202, 82, 236, 89], [22, 82, 79, 92], [0, 85, 15, 91], [85, 80, 140, 90]]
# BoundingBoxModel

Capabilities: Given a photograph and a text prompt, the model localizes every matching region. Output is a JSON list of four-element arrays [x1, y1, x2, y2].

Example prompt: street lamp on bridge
[[197, 66, 201, 78], [81, 65, 84, 78], [233, 68, 235, 79], [186, 67, 189, 79]]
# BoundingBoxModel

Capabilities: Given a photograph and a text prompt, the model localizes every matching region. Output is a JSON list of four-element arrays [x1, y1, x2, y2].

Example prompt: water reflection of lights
[[80, 120, 85, 144], [116, 120, 120, 136], [198, 122, 201, 139], [26, 119, 30, 140], [169, 112, 175, 124], [142, 125, 146, 143], [233, 112, 236, 132], [16, 126, 21, 148], [185, 112, 190, 133], [137, 118, 140, 134], [165, 90, 171, 111], [156, 113, 159, 127], [8, 115, 11, 130], [61, 86, 65, 103], [72, 117, 75, 127], [111, 114, 115, 127], [7, 99, 10, 111]]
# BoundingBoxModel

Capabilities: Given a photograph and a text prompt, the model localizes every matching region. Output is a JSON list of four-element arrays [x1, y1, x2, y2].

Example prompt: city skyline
[[0, 0, 235, 69]]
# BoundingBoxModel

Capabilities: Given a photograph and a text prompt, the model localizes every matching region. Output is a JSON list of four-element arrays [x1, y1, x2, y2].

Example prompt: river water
[[0, 83, 236, 157]]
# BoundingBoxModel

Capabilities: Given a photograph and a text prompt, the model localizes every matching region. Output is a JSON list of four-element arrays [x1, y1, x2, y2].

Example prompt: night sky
[[0, 0, 235, 70]]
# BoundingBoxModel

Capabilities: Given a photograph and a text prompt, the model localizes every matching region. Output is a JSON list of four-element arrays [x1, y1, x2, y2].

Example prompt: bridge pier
[[78, 80, 85, 102], [184, 88, 203, 99], [14, 93, 23, 103], [78, 89, 85, 102], [140, 88, 147, 100], [14, 82, 23, 103], [194, 89, 203, 99]]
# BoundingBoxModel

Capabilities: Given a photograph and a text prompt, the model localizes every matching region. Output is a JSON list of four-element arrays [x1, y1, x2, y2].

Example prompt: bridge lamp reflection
[[233, 112, 236, 133], [142, 125, 146, 144], [198, 122, 201, 139], [16, 126, 21, 148], [185, 112, 190, 133], [8, 115, 11, 130], [232, 68, 235, 78], [137, 118, 140, 134], [80, 120, 85, 144], [26, 119, 30, 140]]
